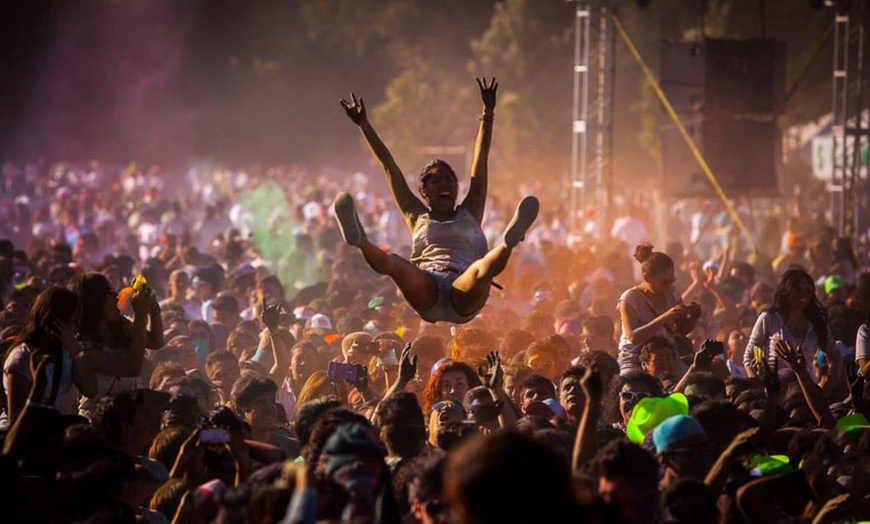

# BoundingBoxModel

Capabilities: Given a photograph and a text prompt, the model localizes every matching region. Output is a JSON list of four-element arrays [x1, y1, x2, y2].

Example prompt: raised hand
[[339, 93, 367, 126], [397, 343, 418, 385], [476, 77, 498, 113], [478, 351, 503, 390], [581, 363, 603, 404], [727, 426, 761, 456], [260, 298, 283, 332], [694, 340, 718, 370], [131, 287, 151, 316], [772, 338, 804, 371], [754, 355, 781, 396]]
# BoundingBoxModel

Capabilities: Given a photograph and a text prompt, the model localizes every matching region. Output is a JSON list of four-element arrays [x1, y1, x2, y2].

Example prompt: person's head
[[634, 243, 675, 294], [212, 294, 239, 328], [463, 386, 502, 426], [523, 338, 566, 381], [639, 336, 676, 381], [608, 371, 665, 425], [256, 275, 285, 304], [92, 389, 167, 456], [422, 360, 481, 411], [188, 319, 212, 357], [418, 159, 458, 213], [722, 326, 748, 364], [408, 454, 449, 524], [497, 329, 535, 362], [341, 331, 376, 363], [148, 426, 189, 471], [427, 400, 466, 447], [574, 350, 620, 393], [593, 439, 660, 524], [519, 373, 556, 413], [149, 362, 186, 391], [581, 315, 615, 354], [290, 341, 322, 385], [166, 335, 199, 370], [445, 431, 578, 524], [226, 327, 258, 362], [230, 375, 278, 433], [205, 350, 241, 399], [376, 392, 426, 460], [772, 268, 828, 347], [682, 372, 726, 401], [168, 270, 189, 299], [68, 272, 120, 337], [17, 285, 81, 349], [295, 397, 342, 448], [557, 365, 588, 418], [660, 478, 718, 524], [652, 415, 713, 486]]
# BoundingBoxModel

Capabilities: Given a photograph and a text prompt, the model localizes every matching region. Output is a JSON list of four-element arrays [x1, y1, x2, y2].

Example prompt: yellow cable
[[611, 14, 757, 252]]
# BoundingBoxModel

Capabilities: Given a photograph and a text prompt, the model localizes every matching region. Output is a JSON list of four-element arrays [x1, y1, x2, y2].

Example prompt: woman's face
[[785, 277, 815, 311], [727, 329, 747, 361], [645, 267, 676, 295], [421, 167, 458, 213], [438, 369, 470, 403]]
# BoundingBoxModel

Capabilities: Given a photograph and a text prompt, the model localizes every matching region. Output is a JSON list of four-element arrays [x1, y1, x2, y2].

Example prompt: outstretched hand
[[581, 364, 603, 404], [397, 343, 418, 385], [478, 351, 503, 390], [260, 299, 283, 332], [772, 338, 804, 371], [340, 93, 367, 125], [476, 77, 498, 112]]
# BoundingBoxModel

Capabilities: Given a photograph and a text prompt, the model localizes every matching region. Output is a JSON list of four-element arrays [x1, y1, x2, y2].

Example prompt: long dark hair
[[769, 268, 828, 348], [7, 286, 80, 359], [67, 272, 131, 347]]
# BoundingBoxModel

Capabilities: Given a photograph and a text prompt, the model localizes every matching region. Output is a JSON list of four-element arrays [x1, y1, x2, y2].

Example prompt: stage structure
[[829, 0, 868, 239], [569, 0, 615, 236]]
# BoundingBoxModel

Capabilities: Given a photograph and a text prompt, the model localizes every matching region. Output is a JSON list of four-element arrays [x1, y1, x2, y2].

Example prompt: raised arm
[[461, 77, 497, 223], [340, 93, 426, 222]]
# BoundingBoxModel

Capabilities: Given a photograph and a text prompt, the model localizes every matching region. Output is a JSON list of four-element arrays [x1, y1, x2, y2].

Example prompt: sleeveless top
[[617, 286, 681, 373], [410, 208, 489, 275]]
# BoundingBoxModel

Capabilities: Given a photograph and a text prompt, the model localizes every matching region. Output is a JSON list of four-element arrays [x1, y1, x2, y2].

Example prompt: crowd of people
[[0, 156, 869, 524]]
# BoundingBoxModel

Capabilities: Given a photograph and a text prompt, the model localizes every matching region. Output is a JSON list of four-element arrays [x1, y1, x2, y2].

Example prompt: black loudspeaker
[[660, 39, 786, 115], [660, 117, 780, 199]]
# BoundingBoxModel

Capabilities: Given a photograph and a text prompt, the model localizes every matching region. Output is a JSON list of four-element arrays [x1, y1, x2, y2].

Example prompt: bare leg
[[451, 196, 540, 316], [333, 192, 439, 312], [451, 244, 512, 316], [357, 239, 439, 312]]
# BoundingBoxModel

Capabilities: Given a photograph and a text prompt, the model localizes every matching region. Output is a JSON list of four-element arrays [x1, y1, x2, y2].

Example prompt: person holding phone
[[742, 268, 834, 381], [334, 78, 539, 324], [617, 244, 701, 374]]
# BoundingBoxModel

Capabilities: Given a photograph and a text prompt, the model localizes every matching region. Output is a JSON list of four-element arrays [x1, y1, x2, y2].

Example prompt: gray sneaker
[[333, 192, 366, 246], [503, 196, 539, 248]]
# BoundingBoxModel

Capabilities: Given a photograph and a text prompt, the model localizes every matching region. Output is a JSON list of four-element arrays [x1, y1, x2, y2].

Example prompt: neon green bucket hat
[[626, 392, 689, 444]]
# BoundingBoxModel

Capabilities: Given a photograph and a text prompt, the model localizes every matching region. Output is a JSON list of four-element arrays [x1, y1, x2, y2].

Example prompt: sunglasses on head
[[619, 391, 652, 403]]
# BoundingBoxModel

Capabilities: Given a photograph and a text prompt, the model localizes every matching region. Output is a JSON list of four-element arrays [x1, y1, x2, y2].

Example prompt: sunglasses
[[619, 391, 652, 403], [432, 401, 464, 413]]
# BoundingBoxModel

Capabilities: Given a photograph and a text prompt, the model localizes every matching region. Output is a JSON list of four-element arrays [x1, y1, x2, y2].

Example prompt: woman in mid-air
[[333, 78, 539, 324]]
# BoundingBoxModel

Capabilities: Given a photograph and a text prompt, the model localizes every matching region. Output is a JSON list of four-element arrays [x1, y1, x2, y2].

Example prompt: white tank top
[[410, 208, 489, 274]]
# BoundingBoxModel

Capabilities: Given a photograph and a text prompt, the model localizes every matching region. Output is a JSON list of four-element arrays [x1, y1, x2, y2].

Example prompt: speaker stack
[[659, 39, 785, 198]]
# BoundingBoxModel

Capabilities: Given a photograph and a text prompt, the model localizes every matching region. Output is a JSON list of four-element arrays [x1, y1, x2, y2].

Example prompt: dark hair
[[376, 392, 426, 459], [594, 438, 658, 487], [682, 372, 726, 401], [205, 349, 237, 370], [67, 273, 130, 347], [294, 397, 342, 447], [639, 335, 673, 364], [519, 373, 556, 398], [582, 315, 614, 339], [661, 478, 718, 524], [92, 392, 145, 445], [422, 361, 482, 412], [557, 365, 587, 385], [230, 374, 277, 411], [770, 268, 829, 348], [605, 371, 664, 425], [8, 286, 80, 362], [633, 243, 674, 278], [419, 159, 457, 181], [148, 426, 189, 471]]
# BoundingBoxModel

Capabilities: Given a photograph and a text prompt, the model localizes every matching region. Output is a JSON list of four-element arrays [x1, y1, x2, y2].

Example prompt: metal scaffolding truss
[[830, 0, 868, 239], [570, 1, 615, 236]]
